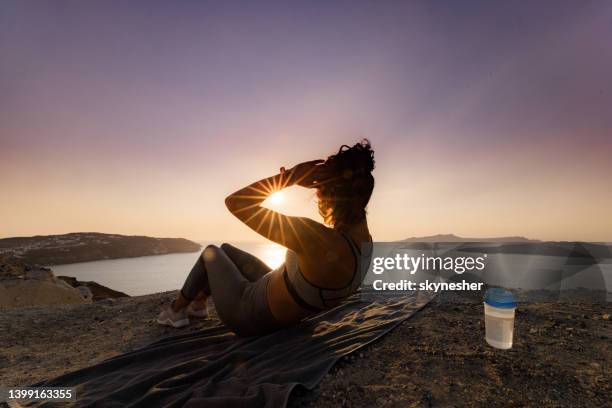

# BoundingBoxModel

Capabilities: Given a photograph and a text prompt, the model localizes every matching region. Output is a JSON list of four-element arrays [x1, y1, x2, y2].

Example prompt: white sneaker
[[157, 302, 190, 328], [187, 301, 209, 319]]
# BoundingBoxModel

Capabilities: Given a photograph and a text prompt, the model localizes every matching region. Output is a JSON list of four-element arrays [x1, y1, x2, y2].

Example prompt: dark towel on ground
[[31, 291, 433, 408]]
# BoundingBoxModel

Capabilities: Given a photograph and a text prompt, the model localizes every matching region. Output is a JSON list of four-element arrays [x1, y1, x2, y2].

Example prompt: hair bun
[[330, 139, 375, 176]]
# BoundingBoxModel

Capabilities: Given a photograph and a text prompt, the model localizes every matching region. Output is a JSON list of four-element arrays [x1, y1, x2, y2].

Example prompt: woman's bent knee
[[202, 245, 220, 262]]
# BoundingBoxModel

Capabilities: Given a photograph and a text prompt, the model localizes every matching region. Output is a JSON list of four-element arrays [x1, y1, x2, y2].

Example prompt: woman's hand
[[226, 160, 334, 255], [281, 160, 324, 188]]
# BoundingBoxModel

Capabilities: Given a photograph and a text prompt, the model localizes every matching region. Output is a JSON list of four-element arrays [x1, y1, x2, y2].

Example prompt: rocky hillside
[[0, 232, 201, 265], [0, 254, 89, 310], [0, 255, 127, 310]]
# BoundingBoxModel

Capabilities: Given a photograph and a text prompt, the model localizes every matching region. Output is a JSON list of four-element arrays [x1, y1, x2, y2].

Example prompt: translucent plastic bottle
[[484, 288, 517, 349]]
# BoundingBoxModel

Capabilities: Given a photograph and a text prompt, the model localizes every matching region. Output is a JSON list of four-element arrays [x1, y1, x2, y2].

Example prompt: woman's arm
[[225, 160, 331, 253]]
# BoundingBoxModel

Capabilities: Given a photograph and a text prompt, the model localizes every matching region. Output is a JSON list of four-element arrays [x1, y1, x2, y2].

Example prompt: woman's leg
[[164, 251, 207, 312], [220, 243, 271, 282], [177, 243, 270, 308], [180, 252, 210, 300], [163, 244, 275, 330], [158, 248, 217, 325], [202, 245, 278, 335], [198, 245, 254, 331]]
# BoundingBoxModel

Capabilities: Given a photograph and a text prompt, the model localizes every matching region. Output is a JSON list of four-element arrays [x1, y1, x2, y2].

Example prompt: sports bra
[[281, 233, 373, 312]]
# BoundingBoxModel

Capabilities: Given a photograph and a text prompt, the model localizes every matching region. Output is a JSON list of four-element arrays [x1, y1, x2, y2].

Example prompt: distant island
[[399, 234, 612, 265], [0, 232, 202, 265], [401, 234, 537, 243], [399, 234, 612, 259]]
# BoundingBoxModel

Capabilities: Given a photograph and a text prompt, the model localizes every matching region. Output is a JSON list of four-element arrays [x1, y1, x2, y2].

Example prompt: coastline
[[0, 233, 202, 266]]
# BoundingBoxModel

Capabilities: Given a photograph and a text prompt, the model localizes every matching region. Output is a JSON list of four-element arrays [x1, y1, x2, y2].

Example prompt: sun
[[268, 191, 284, 206], [262, 243, 286, 269]]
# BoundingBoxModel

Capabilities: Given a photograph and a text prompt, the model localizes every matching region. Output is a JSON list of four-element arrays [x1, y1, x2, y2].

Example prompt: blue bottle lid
[[484, 287, 517, 309]]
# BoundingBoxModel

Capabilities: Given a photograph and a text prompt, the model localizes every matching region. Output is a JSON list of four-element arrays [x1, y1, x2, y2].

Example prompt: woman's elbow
[[225, 195, 236, 212]]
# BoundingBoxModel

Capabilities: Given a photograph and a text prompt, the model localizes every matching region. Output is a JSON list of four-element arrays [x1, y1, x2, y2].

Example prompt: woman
[[157, 140, 375, 336]]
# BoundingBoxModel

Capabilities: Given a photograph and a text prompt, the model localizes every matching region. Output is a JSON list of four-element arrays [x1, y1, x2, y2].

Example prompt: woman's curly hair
[[316, 139, 375, 231]]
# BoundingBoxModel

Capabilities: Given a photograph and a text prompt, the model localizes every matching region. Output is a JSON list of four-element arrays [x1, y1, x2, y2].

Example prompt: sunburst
[[268, 191, 284, 206]]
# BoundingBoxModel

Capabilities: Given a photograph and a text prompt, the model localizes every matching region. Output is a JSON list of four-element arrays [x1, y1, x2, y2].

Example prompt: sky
[[1, 0, 611, 242]]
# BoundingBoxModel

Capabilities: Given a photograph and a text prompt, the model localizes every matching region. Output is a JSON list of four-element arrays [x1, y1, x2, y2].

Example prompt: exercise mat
[[29, 290, 433, 408]]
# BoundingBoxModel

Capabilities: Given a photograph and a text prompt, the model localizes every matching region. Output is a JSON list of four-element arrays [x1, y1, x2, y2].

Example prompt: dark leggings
[[181, 243, 280, 336]]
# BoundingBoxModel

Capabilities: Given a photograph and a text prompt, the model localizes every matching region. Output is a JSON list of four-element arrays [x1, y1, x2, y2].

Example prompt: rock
[[57, 276, 129, 301], [24, 267, 54, 281], [99, 298, 118, 306], [0, 255, 27, 278], [0, 278, 88, 309], [76, 286, 93, 301], [0, 256, 122, 309]]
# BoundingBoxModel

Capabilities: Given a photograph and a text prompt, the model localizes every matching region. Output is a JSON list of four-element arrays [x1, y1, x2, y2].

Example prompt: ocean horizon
[[49, 240, 612, 299], [49, 241, 286, 296]]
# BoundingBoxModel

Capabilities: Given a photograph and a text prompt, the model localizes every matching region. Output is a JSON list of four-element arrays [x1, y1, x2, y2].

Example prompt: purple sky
[[2, 1, 611, 241]]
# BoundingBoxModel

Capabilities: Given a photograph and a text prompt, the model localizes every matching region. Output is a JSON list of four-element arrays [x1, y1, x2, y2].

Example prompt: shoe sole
[[156, 317, 190, 328]]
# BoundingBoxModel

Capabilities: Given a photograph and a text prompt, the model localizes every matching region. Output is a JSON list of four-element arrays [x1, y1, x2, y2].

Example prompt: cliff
[[0, 254, 128, 310], [0, 232, 201, 265]]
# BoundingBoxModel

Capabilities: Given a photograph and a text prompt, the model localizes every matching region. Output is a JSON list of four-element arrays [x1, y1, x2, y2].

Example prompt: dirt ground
[[291, 295, 611, 407], [0, 291, 609, 407]]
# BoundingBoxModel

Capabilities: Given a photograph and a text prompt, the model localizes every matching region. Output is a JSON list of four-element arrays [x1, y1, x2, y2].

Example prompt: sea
[[50, 242, 286, 296], [49, 242, 612, 299]]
